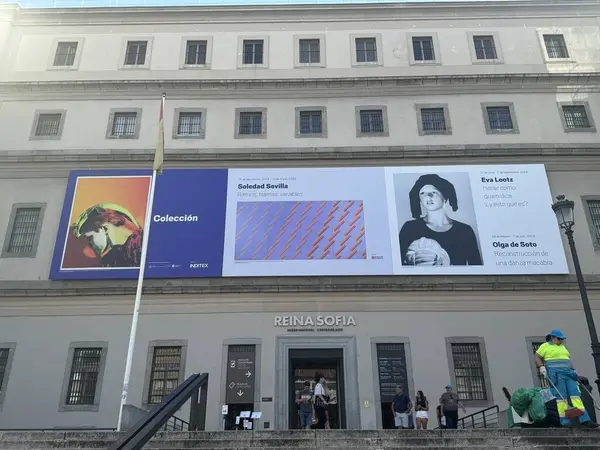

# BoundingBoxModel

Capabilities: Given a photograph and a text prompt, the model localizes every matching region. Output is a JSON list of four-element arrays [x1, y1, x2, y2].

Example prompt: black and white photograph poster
[[385, 165, 568, 275]]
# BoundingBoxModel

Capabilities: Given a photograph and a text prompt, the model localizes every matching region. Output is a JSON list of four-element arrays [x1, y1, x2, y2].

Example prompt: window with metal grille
[[0, 348, 8, 391], [544, 34, 569, 59], [53, 42, 78, 66], [531, 342, 550, 388], [185, 40, 207, 65], [124, 41, 147, 65], [360, 110, 384, 133], [421, 108, 447, 132], [486, 106, 513, 130], [35, 113, 62, 137], [299, 39, 320, 64], [147, 346, 182, 404], [451, 343, 488, 401], [65, 348, 102, 405], [412, 37, 435, 61], [242, 40, 264, 65], [562, 105, 591, 129], [355, 38, 377, 63], [177, 112, 203, 136], [473, 36, 497, 60], [586, 200, 600, 245], [299, 110, 322, 134], [7, 208, 41, 254], [238, 111, 263, 135], [111, 112, 137, 137]]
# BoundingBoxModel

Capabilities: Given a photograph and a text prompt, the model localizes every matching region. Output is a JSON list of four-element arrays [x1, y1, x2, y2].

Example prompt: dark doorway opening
[[289, 348, 345, 430]]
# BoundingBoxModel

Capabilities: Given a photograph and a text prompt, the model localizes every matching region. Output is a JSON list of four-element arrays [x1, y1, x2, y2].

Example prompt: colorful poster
[[49, 164, 569, 279]]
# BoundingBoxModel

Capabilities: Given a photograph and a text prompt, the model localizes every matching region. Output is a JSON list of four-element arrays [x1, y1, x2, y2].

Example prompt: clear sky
[[1, 0, 500, 8]]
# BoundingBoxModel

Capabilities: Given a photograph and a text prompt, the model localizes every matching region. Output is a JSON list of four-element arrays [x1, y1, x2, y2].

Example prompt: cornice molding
[[7, 1, 600, 26]]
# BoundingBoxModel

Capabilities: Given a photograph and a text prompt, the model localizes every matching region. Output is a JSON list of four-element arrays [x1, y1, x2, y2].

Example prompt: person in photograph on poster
[[396, 173, 482, 266]]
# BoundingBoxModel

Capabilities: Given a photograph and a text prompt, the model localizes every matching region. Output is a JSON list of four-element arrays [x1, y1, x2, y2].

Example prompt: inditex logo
[[190, 262, 209, 269]]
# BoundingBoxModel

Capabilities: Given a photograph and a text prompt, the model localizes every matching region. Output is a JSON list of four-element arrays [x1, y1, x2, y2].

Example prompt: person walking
[[535, 329, 598, 428], [313, 374, 328, 429], [415, 390, 429, 429], [296, 381, 314, 430], [439, 384, 465, 429], [391, 386, 412, 429]]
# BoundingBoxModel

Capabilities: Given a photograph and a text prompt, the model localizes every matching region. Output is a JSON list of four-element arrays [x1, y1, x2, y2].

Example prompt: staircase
[[2, 429, 600, 450]]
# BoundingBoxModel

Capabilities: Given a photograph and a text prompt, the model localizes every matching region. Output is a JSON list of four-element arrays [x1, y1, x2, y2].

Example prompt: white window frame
[[47, 38, 84, 70], [179, 36, 213, 69], [238, 36, 269, 69], [350, 34, 383, 67], [467, 32, 504, 64], [294, 34, 326, 68], [119, 37, 153, 70], [407, 33, 441, 65], [536, 30, 573, 63]]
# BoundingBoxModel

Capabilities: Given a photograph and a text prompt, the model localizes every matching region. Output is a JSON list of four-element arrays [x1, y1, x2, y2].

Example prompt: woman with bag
[[415, 390, 429, 429]]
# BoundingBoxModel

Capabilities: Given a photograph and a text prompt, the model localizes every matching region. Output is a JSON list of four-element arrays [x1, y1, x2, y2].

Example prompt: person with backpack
[[296, 381, 314, 429]]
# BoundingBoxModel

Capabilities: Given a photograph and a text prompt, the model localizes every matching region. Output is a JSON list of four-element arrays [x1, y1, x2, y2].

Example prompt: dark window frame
[[142, 340, 187, 410], [53, 41, 79, 67], [582, 196, 600, 250], [106, 108, 143, 140], [299, 38, 321, 64], [242, 39, 265, 65], [354, 37, 378, 64], [416, 104, 452, 135], [1, 203, 46, 259], [124, 40, 148, 66], [185, 40, 208, 66], [481, 102, 519, 134], [543, 34, 569, 59], [0, 343, 16, 411], [412, 36, 435, 62], [473, 35, 498, 60], [557, 102, 596, 133], [234, 108, 267, 139]]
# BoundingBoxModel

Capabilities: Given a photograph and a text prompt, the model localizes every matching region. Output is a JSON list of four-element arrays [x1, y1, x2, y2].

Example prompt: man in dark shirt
[[391, 386, 412, 429]]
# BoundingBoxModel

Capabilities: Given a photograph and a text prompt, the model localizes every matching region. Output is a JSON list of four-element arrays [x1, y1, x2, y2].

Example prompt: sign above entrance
[[274, 315, 356, 332]]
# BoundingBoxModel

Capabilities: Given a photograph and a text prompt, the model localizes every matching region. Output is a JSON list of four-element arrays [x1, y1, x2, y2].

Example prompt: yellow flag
[[153, 95, 165, 174]]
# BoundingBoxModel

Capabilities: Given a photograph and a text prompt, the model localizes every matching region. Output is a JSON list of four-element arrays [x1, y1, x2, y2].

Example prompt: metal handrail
[[458, 405, 500, 429]]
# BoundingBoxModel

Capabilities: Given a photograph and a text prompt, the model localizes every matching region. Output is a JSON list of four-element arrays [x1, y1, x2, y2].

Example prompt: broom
[[545, 376, 585, 419]]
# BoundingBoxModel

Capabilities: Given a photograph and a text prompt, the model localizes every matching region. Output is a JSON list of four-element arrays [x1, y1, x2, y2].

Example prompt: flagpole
[[116, 94, 165, 431]]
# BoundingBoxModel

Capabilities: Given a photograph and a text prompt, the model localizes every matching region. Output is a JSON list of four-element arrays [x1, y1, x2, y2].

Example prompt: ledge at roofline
[[0, 73, 599, 99], [0, 274, 599, 298]]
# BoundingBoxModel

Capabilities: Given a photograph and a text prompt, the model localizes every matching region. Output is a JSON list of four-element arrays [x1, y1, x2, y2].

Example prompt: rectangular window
[[177, 112, 203, 136], [299, 39, 320, 64], [586, 199, 600, 245], [421, 108, 447, 132], [450, 343, 488, 401], [531, 342, 549, 388], [35, 113, 62, 137], [53, 42, 78, 66], [111, 112, 137, 137], [65, 348, 102, 405], [124, 41, 147, 66], [355, 38, 377, 63], [185, 40, 207, 65], [6, 208, 41, 254], [147, 346, 182, 404], [243, 40, 264, 65], [0, 348, 8, 390], [562, 105, 591, 129], [486, 106, 513, 131], [360, 109, 384, 133], [299, 110, 323, 135], [544, 34, 569, 59], [412, 37, 435, 61], [238, 111, 263, 135], [473, 36, 497, 60]]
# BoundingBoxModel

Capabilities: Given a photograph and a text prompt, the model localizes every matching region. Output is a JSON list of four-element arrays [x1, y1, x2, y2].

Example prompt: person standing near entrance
[[296, 381, 314, 430], [313, 374, 328, 429], [415, 390, 429, 429], [391, 386, 412, 429], [439, 384, 465, 429]]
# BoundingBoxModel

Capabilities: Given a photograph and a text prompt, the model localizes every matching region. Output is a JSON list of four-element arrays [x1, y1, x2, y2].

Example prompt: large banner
[[49, 164, 568, 279]]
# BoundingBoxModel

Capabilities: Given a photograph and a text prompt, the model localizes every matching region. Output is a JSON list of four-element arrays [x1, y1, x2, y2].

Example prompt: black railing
[[161, 415, 189, 431], [108, 372, 208, 450], [458, 405, 500, 429]]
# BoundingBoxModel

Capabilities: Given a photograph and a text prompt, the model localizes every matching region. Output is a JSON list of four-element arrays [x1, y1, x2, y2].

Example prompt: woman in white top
[[415, 390, 429, 429], [313, 375, 328, 429]]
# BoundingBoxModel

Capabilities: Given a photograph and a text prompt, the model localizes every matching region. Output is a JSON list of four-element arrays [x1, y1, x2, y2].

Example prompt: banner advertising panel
[[49, 164, 568, 279]]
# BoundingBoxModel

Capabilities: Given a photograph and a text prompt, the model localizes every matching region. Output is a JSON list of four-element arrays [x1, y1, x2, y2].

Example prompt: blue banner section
[[49, 169, 228, 279]]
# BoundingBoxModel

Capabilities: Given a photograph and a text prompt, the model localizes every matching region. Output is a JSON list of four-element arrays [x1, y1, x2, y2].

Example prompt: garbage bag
[[510, 388, 547, 422]]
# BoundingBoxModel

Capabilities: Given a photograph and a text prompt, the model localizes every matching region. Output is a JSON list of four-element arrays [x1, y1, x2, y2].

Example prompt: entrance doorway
[[289, 348, 346, 429]]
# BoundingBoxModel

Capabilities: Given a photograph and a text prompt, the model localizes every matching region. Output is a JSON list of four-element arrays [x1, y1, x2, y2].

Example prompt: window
[[53, 42, 78, 67], [65, 348, 102, 405], [450, 343, 488, 401], [235, 108, 267, 138], [482, 103, 519, 134], [2, 204, 45, 258], [0, 349, 8, 390], [360, 110, 383, 133], [543, 34, 569, 59], [30, 110, 66, 140], [299, 39, 320, 64], [416, 105, 452, 135], [106, 109, 142, 139], [124, 41, 147, 66], [147, 346, 183, 404], [0, 344, 16, 410], [412, 37, 435, 61], [473, 36, 497, 60], [530, 342, 549, 388], [355, 37, 378, 63], [558, 103, 596, 132], [242, 40, 264, 65], [173, 108, 207, 139], [185, 40, 207, 65], [583, 198, 600, 248], [295, 107, 326, 137]]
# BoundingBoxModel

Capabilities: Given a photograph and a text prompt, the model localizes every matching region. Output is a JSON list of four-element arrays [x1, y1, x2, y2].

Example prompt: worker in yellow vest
[[535, 329, 597, 427]]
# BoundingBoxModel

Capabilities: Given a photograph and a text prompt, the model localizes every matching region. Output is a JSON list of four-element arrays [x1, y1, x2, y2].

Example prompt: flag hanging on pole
[[153, 94, 165, 174]]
